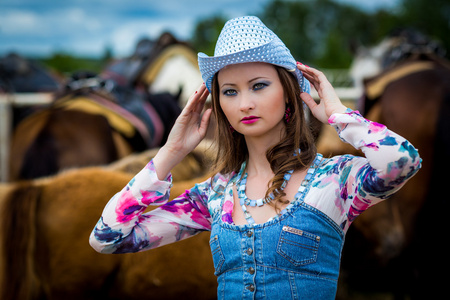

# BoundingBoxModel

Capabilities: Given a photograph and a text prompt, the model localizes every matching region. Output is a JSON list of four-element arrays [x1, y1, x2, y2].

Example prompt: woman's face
[[217, 62, 287, 139]]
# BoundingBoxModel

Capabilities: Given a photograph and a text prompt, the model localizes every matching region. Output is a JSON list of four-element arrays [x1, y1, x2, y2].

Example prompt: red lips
[[241, 116, 260, 124]]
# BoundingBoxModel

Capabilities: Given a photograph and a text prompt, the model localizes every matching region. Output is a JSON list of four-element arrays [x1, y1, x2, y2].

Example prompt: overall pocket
[[209, 235, 225, 275], [277, 225, 320, 266]]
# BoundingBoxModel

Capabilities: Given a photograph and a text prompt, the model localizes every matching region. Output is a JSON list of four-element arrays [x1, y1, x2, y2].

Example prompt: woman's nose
[[239, 94, 255, 111]]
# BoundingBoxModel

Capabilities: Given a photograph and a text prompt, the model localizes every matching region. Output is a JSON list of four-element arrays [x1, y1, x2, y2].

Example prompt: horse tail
[[413, 75, 450, 296], [1, 182, 46, 300], [429, 74, 450, 203], [429, 90, 450, 209]]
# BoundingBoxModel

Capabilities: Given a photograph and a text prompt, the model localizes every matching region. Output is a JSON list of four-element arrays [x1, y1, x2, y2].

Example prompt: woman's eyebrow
[[220, 82, 237, 89], [220, 76, 271, 88], [248, 76, 270, 83]]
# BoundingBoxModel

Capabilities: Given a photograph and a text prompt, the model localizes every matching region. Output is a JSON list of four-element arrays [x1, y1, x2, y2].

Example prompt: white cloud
[[64, 8, 102, 31], [0, 10, 43, 35], [108, 17, 194, 57], [0, 0, 400, 57]]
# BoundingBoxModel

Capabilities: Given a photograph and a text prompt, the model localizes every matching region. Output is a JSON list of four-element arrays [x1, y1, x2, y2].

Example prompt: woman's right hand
[[153, 83, 212, 179]]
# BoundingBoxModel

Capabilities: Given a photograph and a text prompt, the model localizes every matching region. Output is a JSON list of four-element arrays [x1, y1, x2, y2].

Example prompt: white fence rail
[[0, 93, 53, 182], [0, 87, 362, 182]]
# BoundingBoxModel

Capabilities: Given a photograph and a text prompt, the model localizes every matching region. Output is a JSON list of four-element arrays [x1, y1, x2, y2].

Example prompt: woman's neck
[[244, 137, 276, 178], [243, 121, 286, 176]]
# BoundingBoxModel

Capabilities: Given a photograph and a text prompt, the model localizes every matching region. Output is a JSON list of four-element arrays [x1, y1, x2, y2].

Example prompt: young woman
[[90, 16, 421, 299]]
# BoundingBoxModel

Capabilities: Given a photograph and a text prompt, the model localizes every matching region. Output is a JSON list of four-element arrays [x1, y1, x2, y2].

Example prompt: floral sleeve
[[324, 109, 422, 231], [89, 160, 212, 254]]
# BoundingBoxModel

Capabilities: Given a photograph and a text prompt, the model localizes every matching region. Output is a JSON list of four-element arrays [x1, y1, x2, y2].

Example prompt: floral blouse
[[89, 110, 421, 254]]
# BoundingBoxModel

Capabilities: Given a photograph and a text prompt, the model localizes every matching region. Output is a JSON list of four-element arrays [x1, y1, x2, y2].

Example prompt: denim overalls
[[209, 154, 345, 299]]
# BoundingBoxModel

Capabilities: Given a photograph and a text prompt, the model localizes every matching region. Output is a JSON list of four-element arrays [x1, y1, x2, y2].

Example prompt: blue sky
[[0, 0, 400, 58]]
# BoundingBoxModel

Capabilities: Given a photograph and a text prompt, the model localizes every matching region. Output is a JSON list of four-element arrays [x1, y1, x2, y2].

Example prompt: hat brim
[[198, 39, 310, 94]]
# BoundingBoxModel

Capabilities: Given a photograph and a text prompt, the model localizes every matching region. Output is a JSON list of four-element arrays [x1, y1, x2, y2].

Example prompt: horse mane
[[146, 91, 181, 144], [0, 181, 47, 300]]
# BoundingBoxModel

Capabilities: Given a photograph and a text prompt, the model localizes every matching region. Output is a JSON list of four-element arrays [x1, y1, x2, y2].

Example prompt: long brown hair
[[210, 65, 317, 208]]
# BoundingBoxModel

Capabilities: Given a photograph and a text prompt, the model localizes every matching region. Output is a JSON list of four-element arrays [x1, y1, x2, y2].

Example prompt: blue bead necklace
[[237, 169, 294, 207], [236, 149, 297, 225]]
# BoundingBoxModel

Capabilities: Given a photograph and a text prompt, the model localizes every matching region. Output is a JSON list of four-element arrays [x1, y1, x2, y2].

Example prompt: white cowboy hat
[[198, 16, 310, 94]]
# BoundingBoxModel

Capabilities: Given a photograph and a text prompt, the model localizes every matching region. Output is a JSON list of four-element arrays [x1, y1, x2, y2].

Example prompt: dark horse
[[8, 33, 190, 181], [333, 30, 450, 299]]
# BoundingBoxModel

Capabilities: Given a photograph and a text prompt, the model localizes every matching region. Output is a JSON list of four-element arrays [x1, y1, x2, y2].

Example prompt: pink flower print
[[222, 200, 234, 224], [141, 189, 166, 205], [347, 196, 371, 223], [368, 121, 385, 134], [223, 199, 233, 214], [115, 194, 145, 223], [362, 141, 379, 151], [328, 114, 338, 123]]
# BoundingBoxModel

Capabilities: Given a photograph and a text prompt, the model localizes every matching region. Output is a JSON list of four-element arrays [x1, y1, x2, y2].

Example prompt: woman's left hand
[[297, 62, 347, 124]]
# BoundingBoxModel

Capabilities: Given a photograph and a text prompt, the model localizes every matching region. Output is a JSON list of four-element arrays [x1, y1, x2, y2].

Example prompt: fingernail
[[297, 61, 303, 65]]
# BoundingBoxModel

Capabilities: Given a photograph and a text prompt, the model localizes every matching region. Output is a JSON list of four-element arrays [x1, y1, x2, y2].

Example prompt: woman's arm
[[89, 160, 212, 254], [330, 110, 421, 229], [331, 109, 421, 185], [297, 64, 421, 230], [90, 83, 213, 254], [153, 83, 211, 180], [298, 63, 421, 191]]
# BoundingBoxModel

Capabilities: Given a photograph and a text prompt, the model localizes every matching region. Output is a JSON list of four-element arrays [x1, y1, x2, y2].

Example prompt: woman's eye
[[253, 82, 268, 91], [223, 89, 237, 96]]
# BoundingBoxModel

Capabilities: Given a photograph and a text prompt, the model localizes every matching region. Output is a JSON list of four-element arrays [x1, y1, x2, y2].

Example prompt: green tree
[[190, 15, 227, 55], [39, 52, 104, 75], [259, 0, 380, 67], [397, 0, 450, 56], [190, 0, 449, 68]]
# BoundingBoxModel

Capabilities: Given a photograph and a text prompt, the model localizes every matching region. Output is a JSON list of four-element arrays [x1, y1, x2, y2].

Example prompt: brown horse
[[321, 52, 450, 299], [0, 144, 216, 300], [8, 33, 190, 182], [9, 108, 129, 181], [8, 87, 181, 181]]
